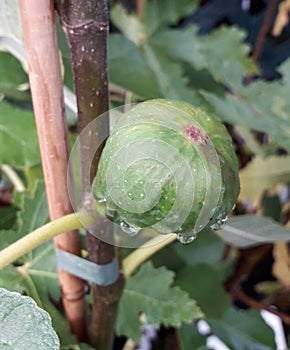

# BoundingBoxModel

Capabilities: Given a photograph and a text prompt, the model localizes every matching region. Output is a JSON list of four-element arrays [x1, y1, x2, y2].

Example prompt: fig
[[92, 99, 239, 241]]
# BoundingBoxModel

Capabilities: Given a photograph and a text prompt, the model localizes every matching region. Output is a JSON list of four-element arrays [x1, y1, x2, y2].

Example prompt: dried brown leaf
[[272, 242, 290, 286], [272, 0, 290, 36]]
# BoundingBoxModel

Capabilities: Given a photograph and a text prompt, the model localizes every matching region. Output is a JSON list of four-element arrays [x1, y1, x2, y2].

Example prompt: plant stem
[[252, 0, 279, 62], [55, 1, 125, 348], [0, 213, 84, 270], [123, 234, 176, 278], [19, 0, 87, 340], [136, 0, 145, 17], [0, 164, 25, 192], [0, 215, 176, 280]]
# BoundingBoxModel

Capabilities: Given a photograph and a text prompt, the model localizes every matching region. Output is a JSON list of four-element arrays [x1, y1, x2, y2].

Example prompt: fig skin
[[92, 99, 240, 235]]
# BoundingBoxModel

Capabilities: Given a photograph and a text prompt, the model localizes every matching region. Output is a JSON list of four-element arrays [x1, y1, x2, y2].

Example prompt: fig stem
[[0, 211, 175, 278], [122, 234, 177, 278], [0, 212, 93, 270]]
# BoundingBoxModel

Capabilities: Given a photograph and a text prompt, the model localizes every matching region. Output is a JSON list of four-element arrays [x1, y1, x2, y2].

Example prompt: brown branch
[[252, 0, 279, 62], [233, 288, 290, 324], [136, 0, 145, 17], [55, 1, 125, 349], [18, 0, 86, 341], [225, 244, 272, 292]]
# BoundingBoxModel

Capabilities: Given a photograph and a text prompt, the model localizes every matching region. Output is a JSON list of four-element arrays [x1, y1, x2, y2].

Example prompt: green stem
[[123, 234, 176, 278], [0, 213, 89, 270], [0, 209, 176, 279], [0, 164, 25, 192]]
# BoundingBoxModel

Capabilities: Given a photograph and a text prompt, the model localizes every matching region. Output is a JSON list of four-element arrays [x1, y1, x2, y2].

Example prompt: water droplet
[[98, 197, 107, 204], [120, 220, 141, 236], [107, 205, 117, 218], [210, 214, 228, 231], [176, 232, 196, 244]]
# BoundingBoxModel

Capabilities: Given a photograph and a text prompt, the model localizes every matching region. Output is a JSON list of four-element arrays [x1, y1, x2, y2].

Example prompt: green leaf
[[198, 26, 257, 86], [109, 6, 257, 110], [262, 195, 282, 223], [142, 43, 202, 104], [203, 60, 290, 152], [151, 26, 257, 88], [0, 181, 75, 345], [178, 323, 207, 350], [0, 266, 32, 294], [239, 156, 290, 202], [0, 206, 17, 229], [210, 307, 275, 350], [109, 33, 203, 103], [0, 288, 59, 349], [0, 101, 40, 168], [0, 51, 29, 100], [17, 180, 48, 238], [142, 0, 198, 35], [111, 0, 198, 42], [176, 264, 230, 319], [111, 5, 147, 46], [108, 34, 162, 98], [219, 215, 290, 248], [174, 228, 225, 266], [0, 248, 74, 345], [116, 261, 202, 342], [0, 181, 48, 251]]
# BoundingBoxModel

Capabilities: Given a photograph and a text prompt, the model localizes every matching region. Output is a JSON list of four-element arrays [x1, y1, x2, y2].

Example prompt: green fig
[[92, 99, 240, 240]]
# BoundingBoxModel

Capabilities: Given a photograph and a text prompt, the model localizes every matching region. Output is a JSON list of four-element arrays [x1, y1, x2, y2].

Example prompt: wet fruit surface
[[92, 99, 240, 239]]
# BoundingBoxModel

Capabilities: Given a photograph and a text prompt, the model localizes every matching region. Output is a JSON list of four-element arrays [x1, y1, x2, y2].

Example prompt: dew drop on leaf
[[210, 214, 228, 231], [176, 231, 197, 244]]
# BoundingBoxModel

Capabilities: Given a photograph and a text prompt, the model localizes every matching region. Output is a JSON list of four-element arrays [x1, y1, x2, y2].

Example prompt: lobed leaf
[[0, 182, 75, 345], [142, 0, 198, 35], [116, 261, 202, 342], [152, 26, 257, 88], [239, 155, 290, 202], [203, 59, 290, 152], [176, 263, 276, 350], [0, 288, 59, 349], [176, 264, 230, 319]]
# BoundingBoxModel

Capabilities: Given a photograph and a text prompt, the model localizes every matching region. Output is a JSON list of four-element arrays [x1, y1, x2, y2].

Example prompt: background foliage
[[0, 0, 290, 349]]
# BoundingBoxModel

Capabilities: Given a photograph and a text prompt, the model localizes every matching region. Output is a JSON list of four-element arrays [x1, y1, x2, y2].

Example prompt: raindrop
[[176, 232, 197, 244], [120, 220, 141, 236], [210, 214, 228, 231], [98, 197, 107, 204], [107, 205, 117, 218]]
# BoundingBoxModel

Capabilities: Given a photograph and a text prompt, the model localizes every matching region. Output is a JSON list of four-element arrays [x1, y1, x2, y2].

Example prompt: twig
[[136, 0, 145, 17], [18, 0, 86, 340], [55, 1, 125, 348], [233, 288, 290, 324], [252, 0, 279, 62]]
